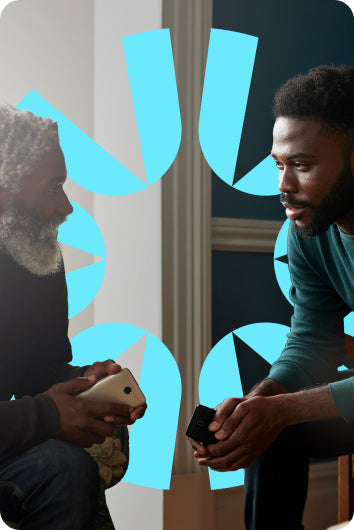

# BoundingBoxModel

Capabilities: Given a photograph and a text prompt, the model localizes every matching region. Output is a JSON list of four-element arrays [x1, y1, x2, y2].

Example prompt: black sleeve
[[0, 394, 60, 447]]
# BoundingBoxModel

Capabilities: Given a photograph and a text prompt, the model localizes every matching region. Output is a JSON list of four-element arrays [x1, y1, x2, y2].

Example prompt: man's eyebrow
[[271, 152, 317, 160], [286, 153, 317, 160]]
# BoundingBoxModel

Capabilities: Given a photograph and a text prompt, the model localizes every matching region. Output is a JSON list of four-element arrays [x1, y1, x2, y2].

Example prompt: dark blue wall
[[212, 0, 354, 345]]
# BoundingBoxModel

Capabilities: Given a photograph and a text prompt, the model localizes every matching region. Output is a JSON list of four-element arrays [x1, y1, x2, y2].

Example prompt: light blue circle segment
[[123, 29, 181, 186], [70, 323, 181, 490], [234, 154, 279, 196], [274, 219, 292, 306], [16, 91, 146, 195], [199, 323, 289, 490], [344, 312, 354, 338], [273, 221, 354, 362], [58, 201, 106, 319], [199, 29, 258, 187]]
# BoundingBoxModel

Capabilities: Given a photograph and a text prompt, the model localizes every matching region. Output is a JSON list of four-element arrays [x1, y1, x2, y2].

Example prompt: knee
[[36, 439, 100, 501]]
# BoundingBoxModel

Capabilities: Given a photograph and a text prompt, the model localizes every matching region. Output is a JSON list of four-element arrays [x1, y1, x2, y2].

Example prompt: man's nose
[[57, 189, 74, 216], [278, 167, 299, 194]]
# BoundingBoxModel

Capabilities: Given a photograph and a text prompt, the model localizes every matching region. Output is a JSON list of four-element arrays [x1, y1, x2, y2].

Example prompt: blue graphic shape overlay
[[273, 220, 354, 362], [58, 201, 106, 319], [235, 154, 279, 196], [199, 29, 258, 187], [199, 323, 289, 490], [70, 323, 181, 489], [16, 91, 146, 195], [274, 219, 292, 306], [123, 29, 181, 186]]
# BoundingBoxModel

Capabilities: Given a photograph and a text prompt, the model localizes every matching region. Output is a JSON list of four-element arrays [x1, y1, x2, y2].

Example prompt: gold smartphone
[[78, 368, 146, 408]]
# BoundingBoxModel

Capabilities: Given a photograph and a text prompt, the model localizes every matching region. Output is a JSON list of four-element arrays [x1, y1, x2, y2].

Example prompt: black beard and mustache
[[280, 160, 354, 238], [0, 201, 67, 276]]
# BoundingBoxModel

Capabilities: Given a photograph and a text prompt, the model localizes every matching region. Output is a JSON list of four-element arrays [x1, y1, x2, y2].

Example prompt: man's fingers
[[198, 445, 247, 471], [55, 376, 97, 395], [84, 359, 121, 380], [130, 404, 147, 421], [104, 360, 121, 375], [87, 417, 117, 439], [85, 398, 131, 419], [209, 398, 244, 433], [214, 401, 248, 440], [103, 415, 134, 426], [188, 438, 208, 457], [104, 403, 147, 425]]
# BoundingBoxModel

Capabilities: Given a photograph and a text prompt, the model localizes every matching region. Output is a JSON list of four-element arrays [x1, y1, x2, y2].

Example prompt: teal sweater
[[268, 222, 354, 422]]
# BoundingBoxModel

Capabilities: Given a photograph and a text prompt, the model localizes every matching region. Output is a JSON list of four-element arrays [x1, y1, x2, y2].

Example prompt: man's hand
[[83, 359, 121, 380], [190, 396, 288, 471], [82, 360, 147, 423], [45, 376, 137, 447]]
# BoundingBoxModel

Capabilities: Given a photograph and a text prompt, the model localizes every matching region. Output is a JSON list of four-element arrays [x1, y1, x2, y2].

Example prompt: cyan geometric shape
[[123, 29, 182, 186], [58, 201, 106, 319], [199, 323, 289, 490], [234, 322, 289, 365], [199, 29, 258, 187], [59, 201, 106, 260], [273, 219, 292, 306], [199, 331, 244, 490], [70, 323, 181, 490], [233, 334, 271, 395], [16, 91, 147, 195], [65, 261, 105, 319], [344, 312, 354, 338], [273, 220, 354, 367], [124, 332, 181, 489], [234, 154, 279, 196]]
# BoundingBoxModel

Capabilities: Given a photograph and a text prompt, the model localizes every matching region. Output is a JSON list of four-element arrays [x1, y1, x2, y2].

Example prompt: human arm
[[191, 384, 341, 471], [191, 225, 353, 468], [266, 225, 349, 392], [0, 367, 146, 448], [44, 376, 141, 447]]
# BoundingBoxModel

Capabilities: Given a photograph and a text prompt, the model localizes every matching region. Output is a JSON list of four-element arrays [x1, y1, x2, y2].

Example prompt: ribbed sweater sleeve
[[268, 224, 352, 419]]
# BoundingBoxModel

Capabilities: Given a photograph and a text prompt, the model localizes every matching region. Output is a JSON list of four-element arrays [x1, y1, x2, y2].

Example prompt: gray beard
[[0, 202, 64, 276]]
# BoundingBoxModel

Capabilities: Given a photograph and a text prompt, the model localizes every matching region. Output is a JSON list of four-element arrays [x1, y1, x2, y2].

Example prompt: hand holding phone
[[186, 404, 218, 445], [78, 368, 146, 409]]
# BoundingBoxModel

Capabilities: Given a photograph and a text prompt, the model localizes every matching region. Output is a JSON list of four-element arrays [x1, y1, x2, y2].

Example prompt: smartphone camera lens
[[124, 386, 132, 395]]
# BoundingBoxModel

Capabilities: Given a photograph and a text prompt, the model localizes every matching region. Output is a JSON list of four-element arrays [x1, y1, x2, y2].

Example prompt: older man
[[190, 65, 354, 529], [0, 106, 145, 529]]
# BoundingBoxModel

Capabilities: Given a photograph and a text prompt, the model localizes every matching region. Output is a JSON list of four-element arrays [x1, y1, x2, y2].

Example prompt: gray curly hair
[[0, 105, 60, 192]]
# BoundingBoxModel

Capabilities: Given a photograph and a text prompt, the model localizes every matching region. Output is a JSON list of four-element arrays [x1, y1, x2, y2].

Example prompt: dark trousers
[[0, 439, 100, 529], [244, 417, 354, 530]]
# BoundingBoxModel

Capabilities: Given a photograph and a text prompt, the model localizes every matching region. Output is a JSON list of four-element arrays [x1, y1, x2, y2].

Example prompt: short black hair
[[273, 65, 354, 140]]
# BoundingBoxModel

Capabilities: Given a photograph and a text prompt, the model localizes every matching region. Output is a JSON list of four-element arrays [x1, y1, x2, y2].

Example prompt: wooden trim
[[212, 217, 283, 253], [162, 0, 213, 474], [338, 455, 352, 523], [164, 473, 216, 530]]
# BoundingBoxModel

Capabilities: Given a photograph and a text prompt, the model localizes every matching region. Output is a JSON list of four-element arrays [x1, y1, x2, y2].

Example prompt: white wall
[[0, 0, 95, 338], [0, 1, 164, 528], [93, 1, 163, 529]]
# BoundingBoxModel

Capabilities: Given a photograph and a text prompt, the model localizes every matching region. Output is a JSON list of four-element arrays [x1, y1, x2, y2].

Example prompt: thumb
[[209, 398, 243, 432], [60, 376, 97, 395]]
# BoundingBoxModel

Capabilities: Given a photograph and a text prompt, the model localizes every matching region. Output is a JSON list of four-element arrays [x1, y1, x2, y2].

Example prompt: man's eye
[[48, 186, 60, 195], [274, 161, 283, 169], [294, 162, 309, 170]]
